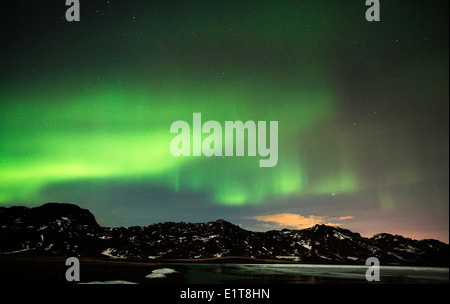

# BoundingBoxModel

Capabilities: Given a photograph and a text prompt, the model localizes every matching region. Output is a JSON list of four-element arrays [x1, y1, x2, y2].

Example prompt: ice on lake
[[178, 263, 449, 284]]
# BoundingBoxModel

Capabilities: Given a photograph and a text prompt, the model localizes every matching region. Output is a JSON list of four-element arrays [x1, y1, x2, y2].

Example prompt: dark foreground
[[1, 255, 448, 284]]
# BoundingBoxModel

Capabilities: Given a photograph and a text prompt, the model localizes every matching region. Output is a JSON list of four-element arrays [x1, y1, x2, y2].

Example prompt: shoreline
[[1, 254, 449, 267]]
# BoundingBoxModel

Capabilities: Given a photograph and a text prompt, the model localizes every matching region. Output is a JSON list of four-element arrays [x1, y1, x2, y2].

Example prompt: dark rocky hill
[[0, 203, 448, 266]]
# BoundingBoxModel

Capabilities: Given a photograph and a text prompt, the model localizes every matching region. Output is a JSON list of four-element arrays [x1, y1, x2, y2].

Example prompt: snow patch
[[0, 248, 32, 254], [276, 256, 301, 262], [145, 268, 177, 279], [45, 244, 54, 251], [101, 248, 126, 259], [333, 231, 350, 240], [38, 225, 47, 231], [316, 254, 332, 260], [302, 244, 312, 250]]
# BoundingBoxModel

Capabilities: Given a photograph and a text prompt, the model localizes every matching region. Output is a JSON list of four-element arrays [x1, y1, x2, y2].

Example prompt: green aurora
[[0, 78, 338, 205]]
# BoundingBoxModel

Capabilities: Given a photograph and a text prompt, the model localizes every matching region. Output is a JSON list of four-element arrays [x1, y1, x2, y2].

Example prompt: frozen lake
[[175, 263, 449, 284]]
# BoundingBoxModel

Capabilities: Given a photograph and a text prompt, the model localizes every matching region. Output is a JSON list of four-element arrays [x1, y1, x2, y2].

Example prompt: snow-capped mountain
[[0, 203, 448, 266]]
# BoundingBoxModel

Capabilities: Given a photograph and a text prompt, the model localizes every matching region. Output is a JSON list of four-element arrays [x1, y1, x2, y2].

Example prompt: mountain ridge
[[1, 203, 448, 267]]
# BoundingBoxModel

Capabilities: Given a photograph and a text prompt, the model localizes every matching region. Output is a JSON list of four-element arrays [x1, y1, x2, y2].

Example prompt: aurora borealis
[[1, 1, 448, 242]]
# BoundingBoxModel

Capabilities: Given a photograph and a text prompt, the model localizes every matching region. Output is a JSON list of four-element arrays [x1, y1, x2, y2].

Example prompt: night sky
[[1, 1, 448, 242]]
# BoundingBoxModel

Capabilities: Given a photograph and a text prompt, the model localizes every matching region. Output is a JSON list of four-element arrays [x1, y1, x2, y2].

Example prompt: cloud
[[251, 213, 354, 230], [338, 216, 354, 221]]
